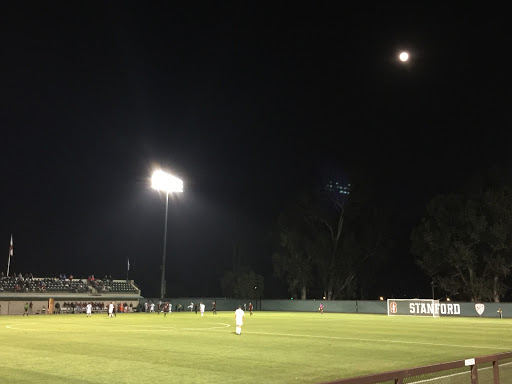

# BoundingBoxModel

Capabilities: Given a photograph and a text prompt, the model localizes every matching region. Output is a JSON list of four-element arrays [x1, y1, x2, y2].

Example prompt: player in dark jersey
[[249, 302, 253, 316], [212, 301, 217, 315]]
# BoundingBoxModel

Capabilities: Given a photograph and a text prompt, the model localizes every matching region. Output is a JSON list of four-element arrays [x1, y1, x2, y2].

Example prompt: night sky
[[1, 4, 510, 298]]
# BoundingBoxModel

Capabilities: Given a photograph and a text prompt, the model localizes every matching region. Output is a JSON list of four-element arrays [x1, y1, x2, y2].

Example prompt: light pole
[[151, 170, 183, 299]]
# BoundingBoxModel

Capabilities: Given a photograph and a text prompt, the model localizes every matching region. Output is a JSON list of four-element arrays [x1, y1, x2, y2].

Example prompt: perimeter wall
[[143, 298, 510, 318]]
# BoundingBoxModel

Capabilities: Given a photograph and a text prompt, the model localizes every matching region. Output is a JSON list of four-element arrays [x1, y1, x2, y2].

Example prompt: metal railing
[[320, 351, 512, 384]]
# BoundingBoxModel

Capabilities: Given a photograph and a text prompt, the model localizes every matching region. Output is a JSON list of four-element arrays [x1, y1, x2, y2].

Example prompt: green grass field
[[0, 311, 510, 383]]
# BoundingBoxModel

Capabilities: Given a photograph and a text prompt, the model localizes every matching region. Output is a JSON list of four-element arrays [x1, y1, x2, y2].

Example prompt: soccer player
[[249, 302, 253, 316], [200, 302, 205, 317], [164, 302, 170, 317], [23, 302, 29, 316], [108, 302, 114, 318], [86, 303, 92, 317], [498, 307, 503, 319], [235, 305, 245, 335], [319, 303, 324, 314], [212, 301, 217, 315]]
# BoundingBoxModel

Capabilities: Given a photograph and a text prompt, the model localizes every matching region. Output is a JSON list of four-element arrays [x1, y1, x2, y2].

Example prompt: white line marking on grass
[[103, 323, 231, 333], [410, 361, 512, 383], [5, 323, 37, 330], [182, 323, 231, 331], [241, 331, 510, 351]]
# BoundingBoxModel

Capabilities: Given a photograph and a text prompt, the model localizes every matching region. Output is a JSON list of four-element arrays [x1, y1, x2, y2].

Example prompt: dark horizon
[[1, 4, 511, 300]]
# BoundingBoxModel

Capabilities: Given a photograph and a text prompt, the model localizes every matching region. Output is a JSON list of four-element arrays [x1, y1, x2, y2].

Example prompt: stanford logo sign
[[389, 301, 398, 314], [475, 303, 485, 316]]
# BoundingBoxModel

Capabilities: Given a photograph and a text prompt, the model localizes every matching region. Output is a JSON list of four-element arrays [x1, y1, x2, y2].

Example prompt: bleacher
[[0, 275, 139, 295], [109, 281, 138, 293]]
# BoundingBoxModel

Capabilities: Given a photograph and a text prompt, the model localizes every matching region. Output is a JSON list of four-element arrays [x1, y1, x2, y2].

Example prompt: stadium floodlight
[[151, 170, 183, 299], [152, 170, 183, 193]]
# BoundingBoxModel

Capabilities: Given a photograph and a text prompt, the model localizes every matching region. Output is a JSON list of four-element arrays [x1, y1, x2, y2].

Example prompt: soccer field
[[0, 311, 510, 383]]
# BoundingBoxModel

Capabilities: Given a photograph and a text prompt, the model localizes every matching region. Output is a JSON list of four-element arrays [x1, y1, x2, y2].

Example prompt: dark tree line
[[272, 181, 390, 300], [411, 187, 512, 302], [221, 167, 512, 302], [411, 168, 512, 302]]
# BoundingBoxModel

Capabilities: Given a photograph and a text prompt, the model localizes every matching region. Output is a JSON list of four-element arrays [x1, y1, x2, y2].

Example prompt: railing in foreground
[[320, 351, 512, 384]]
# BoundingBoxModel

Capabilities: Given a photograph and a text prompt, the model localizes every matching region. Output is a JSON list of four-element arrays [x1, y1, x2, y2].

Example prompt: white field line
[[3, 322, 509, 351], [411, 361, 512, 383], [5, 323, 231, 332], [239, 331, 511, 351], [5, 323, 37, 330], [109, 323, 232, 332]]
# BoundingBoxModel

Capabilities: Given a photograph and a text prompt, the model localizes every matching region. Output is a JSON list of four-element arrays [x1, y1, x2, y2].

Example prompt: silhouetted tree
[[412, 188, 512, 302]]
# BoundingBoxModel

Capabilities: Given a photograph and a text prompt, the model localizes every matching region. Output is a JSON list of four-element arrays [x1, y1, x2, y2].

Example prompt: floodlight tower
[[151, 170, 183, 299]]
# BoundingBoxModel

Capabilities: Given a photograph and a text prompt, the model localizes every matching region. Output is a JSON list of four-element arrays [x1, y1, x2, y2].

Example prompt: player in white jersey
[[235, 305, 245, 335], [86, 303, 92, 317], [108, 302, 114, 318], [200, 302, 205, 317]]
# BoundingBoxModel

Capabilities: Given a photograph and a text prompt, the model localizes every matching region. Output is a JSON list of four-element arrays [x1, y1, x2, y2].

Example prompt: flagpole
[[7, 234, 13, 277]]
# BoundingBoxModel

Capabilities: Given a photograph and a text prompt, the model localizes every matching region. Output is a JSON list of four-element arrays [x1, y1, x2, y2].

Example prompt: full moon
[[399, 52, 409, 62]]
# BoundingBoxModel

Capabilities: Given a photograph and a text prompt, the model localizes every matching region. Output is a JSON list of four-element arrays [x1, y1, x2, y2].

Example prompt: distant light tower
[[399, 51, 409, 62], [151, 170, 183, 299]]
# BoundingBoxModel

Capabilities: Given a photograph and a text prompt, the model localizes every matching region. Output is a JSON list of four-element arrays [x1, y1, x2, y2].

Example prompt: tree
[[272, 178, 390, 300], [234, 270, 264, 300], [482, 187, 512, 301], [220, 268, 265, 299], [412, 189, 512, 302], [273, 200, 314, 299]]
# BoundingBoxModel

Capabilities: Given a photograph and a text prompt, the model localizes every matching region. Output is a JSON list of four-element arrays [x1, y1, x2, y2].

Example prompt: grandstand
[[0, 274, 142, 315]]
